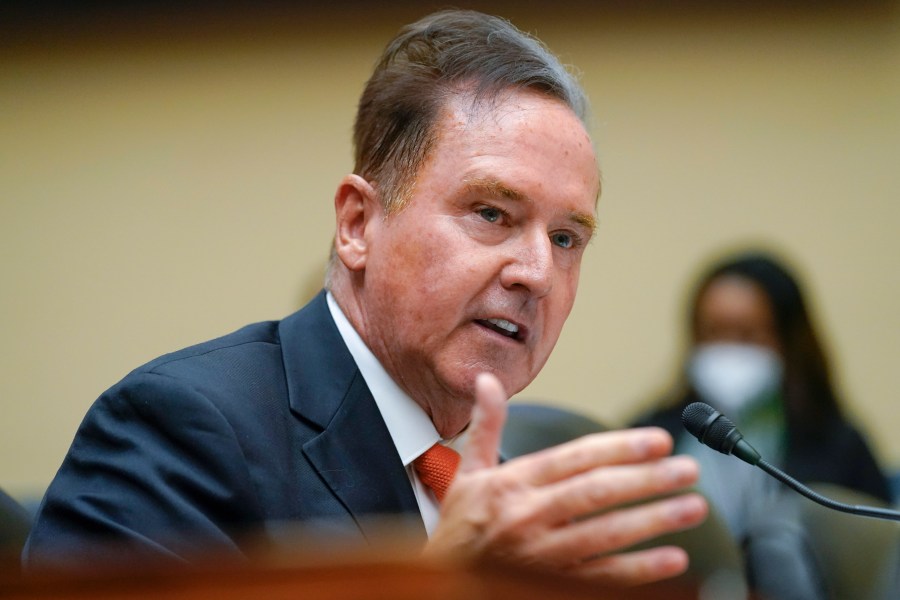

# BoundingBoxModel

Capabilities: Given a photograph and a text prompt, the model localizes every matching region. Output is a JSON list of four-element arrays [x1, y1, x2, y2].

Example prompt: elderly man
[[24, 10, 707, 585]]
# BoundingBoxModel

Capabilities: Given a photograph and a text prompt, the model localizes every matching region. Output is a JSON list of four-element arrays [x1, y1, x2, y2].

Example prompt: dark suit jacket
[[23, 291, 426, 571]]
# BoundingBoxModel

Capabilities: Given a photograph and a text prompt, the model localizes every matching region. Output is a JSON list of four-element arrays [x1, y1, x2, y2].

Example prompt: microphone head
[[681, 401, 738, 454], [680, 401, 761, 465], [681, 401, 717, 440]]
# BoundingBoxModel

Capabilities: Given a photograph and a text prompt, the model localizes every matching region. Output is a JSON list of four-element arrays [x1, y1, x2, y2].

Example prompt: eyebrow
[[464, 177, 598, 236]]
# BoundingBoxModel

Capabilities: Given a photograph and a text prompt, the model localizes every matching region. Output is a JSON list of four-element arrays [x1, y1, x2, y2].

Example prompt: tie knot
[[413, 443, 460, 502]]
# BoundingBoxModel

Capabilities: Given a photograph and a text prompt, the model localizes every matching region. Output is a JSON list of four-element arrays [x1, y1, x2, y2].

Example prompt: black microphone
[[681, 401, 900, 522]]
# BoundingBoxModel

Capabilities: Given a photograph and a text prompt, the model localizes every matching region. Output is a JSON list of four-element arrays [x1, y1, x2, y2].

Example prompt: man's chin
[[434, 354, 535, 394], [464, 367, 533, 399]]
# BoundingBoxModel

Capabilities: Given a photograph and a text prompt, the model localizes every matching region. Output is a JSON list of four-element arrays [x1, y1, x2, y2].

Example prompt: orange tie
[[413, 443, 461, 502]]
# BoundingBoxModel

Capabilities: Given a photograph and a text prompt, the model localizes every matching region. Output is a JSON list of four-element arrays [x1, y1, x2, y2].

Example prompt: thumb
[[458, 372, 508, 474]]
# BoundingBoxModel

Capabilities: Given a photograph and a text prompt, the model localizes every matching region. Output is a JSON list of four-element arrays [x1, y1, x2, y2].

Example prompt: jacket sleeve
[[833, 423, 893, 504], [787, 418, 894, 505], [23, 370, 263, 573]]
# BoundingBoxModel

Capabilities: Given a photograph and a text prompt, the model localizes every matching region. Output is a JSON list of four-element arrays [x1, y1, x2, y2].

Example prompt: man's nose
[[500, 231, 554, 297]]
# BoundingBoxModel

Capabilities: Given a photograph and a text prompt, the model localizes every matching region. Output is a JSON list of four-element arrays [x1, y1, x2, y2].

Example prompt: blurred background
[[2, 0, 898, 504]]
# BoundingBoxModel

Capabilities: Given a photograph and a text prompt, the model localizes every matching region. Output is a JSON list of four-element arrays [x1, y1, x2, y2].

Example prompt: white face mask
[[687, 342, 783, 416]]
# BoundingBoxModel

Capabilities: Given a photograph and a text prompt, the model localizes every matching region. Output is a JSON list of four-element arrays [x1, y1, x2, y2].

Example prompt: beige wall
[[2, 4, 899, 499]]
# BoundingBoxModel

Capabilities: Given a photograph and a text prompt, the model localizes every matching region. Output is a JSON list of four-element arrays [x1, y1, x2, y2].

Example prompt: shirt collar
[[326, 291, 439, 466]]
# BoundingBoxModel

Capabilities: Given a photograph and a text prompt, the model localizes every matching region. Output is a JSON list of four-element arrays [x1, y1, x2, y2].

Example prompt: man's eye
[[478, 207, 502, 223], [550, 232, 575, 249]]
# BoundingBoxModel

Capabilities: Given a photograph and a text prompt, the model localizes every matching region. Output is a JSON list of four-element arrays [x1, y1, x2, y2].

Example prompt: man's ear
[[333, 174, 380, 272]]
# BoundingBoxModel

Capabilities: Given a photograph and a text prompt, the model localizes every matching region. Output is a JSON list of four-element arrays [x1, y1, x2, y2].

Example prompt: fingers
[[520, 455, 700, 526], [571, 546, 691, 586], [503, 427, 675, 487], [458, 372, 508, 474], [527, 492, 708, 563], [433, 379, 709, 588]]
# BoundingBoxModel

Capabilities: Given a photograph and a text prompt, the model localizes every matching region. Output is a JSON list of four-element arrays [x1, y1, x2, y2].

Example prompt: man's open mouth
[[476, 318, 523, 341]]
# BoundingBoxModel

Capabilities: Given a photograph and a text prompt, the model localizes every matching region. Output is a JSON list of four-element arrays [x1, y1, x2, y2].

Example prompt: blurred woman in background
[[633, 250, 891, 540]]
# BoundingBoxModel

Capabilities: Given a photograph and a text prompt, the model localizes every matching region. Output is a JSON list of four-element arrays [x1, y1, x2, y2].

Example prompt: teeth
[[486, 318, 519, 334]]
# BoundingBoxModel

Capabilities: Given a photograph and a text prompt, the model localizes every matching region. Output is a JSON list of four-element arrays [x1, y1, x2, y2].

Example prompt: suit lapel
[[279, 292, 425, 542], [302, 371, 425, 541]]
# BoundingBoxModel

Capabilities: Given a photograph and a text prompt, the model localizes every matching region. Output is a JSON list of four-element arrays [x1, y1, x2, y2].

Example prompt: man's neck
[[325, 290, 441, 465]]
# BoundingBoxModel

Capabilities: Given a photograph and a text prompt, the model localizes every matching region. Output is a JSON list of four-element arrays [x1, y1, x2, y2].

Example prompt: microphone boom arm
[[681, 401, 900, 522], [756, 459, 900, 522]]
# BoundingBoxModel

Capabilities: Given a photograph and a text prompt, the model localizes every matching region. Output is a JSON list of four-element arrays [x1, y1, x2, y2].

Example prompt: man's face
[[358, 91, 600, 436]]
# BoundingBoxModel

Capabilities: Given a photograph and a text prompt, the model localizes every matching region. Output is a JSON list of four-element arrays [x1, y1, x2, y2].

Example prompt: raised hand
[[425, 373, 708, 586]]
